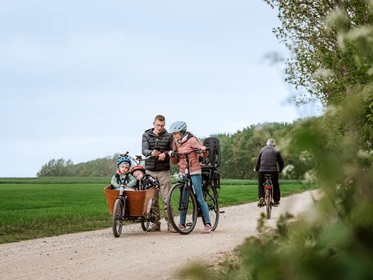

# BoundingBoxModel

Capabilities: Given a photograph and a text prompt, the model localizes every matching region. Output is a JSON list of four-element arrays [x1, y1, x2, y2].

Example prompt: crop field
[[0, 177, 315, 244]]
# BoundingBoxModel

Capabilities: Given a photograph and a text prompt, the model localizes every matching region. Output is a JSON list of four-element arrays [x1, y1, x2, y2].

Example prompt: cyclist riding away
[[254, 138, 284, 207]]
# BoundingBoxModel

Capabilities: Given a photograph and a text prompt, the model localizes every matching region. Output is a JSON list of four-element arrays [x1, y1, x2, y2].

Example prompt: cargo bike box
[[104, 185, 156, 237]]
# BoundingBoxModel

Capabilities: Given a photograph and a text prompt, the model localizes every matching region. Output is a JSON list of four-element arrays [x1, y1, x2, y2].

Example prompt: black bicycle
[[167, 148, 220, 235]]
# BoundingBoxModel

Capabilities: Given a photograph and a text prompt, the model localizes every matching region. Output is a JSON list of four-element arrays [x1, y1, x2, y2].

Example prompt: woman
[[168, 121, 212, 234]]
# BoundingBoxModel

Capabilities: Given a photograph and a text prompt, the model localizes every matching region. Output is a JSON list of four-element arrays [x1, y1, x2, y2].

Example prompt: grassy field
[[0, 177, 316, 244]]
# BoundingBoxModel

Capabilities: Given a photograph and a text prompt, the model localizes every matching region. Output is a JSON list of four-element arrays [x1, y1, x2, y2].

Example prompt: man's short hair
[[266, 138, 276, 146], [154, 115, 165, 122]]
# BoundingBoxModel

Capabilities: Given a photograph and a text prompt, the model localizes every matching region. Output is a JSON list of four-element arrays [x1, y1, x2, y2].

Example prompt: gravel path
[[0, 190, 320, 280]]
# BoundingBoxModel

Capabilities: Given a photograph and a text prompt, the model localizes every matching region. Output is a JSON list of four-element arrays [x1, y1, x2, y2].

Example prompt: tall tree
[[263, 0, 373, 106]]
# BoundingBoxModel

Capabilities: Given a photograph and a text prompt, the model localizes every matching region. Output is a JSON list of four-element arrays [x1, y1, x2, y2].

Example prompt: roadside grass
[[0, 178, 316, 244]]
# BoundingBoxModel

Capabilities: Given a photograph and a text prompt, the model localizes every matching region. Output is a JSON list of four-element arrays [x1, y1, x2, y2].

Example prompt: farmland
[[0, 177, 315, 244]]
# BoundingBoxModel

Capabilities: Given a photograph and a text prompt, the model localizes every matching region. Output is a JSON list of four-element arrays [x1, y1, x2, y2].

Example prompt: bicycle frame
[[167, 149, 201, 234], [167, 148, 220, 234], [175, 151, 197, 218]]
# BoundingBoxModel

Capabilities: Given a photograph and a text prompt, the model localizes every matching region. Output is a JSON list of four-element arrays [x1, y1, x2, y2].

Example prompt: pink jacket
[[175, 136, 203, 175]]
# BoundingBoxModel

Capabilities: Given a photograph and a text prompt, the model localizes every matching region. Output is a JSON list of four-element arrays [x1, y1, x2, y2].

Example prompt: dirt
[[0, 190, 320, 280]]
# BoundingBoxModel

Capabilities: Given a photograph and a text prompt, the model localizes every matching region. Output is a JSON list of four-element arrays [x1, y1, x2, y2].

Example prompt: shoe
[[171, 224, 186, 233], [147, 223, 161, 232], [273, 201, 280, 207], [257, 198, 265, 208], [201, 224, 212, 234]]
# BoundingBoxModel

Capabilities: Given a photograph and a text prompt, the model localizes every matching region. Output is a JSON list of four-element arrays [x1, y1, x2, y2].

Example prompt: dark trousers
[[258, 171, 280, 202]]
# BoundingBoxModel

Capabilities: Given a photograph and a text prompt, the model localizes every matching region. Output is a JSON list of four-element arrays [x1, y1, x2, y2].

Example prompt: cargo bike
[[104, 153, 156, 237]]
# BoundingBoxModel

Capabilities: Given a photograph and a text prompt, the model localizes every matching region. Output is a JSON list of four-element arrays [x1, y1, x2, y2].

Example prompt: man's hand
[[151, 150, 161, 157], [158, 153, 166, 161]]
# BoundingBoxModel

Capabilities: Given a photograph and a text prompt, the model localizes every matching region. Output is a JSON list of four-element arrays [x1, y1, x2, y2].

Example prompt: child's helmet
[[169, 121, 187, 133], [130, 165, 145, 175], [117, 157, 132, 167]]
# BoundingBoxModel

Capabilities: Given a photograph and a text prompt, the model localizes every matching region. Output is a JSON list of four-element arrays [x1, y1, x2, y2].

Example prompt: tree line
[[37, 120, 313, 180]]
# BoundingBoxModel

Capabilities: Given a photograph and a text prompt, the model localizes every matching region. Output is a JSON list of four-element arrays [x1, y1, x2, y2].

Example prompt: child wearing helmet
[[130, 165, 160, 191], [110, 156, 138, 190], [168, 121, 213, 234]]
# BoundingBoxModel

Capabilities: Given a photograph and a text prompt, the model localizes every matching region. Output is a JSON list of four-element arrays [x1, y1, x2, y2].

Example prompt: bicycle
[[167, 148, 220, 235], [263, 174, 273, 219], [108, 152, 155, 237]]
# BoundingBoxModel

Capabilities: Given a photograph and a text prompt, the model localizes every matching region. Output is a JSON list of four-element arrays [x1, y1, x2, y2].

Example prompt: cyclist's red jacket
[[175, 136, 204, 175]]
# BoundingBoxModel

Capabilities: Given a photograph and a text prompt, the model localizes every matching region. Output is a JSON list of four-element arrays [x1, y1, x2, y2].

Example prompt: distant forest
[[37, 120, 314, 180]]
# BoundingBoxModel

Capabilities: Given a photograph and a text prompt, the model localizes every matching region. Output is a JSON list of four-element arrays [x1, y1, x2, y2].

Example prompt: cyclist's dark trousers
[[258, 171, 280, 202]]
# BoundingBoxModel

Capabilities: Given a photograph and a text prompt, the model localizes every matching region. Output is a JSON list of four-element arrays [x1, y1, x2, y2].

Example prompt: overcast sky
[[0, 1, 321, 177]]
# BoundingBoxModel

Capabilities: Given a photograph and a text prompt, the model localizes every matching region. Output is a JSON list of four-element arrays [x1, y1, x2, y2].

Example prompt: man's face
[[153, 119, 165, 135]]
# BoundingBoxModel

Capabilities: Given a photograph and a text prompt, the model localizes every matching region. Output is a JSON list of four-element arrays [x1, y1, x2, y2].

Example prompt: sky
[[0, 1, 321, 177]]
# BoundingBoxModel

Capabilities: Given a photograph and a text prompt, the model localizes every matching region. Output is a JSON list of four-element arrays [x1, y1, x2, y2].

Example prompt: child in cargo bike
[[111, 156, 138, 190], [130, 165, 160, 191]]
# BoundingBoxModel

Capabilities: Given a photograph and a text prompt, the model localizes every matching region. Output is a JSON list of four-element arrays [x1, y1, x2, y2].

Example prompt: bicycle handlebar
[[171, 147, 209, 157], [119, 152, 152, 165]]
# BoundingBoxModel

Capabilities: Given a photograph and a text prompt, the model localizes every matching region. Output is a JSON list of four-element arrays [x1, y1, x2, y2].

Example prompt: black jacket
[[142, 128, 173, 171], [256, 145, 284, 172]]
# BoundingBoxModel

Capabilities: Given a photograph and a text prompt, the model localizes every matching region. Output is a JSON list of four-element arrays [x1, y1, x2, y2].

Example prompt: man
[[255, 138, 284, 207], [142, 115, 173, 231]]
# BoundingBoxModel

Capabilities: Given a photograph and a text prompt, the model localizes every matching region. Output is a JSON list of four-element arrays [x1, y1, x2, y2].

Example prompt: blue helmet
[[117, 157, 132, 167], [169, 121, 187, 133]]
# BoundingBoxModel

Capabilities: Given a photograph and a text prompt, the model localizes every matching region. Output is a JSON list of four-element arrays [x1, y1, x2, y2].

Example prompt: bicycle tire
[[112, 198, 125, 237], [141, 212, 154, 231], [141, 199, 154, 231], [265, 191, 272, 219], [203, 188, 220, 231], [167, 182, 198, 235]]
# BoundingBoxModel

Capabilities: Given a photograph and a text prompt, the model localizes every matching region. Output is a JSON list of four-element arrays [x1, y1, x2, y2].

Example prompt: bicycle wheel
[[141, 214, 151, 231], [203, 188, 220, 231], [112, 198, 126, 237], [167, 183, 198, 235], [141, 199, 154, 231], [265, 190, 272, 219]]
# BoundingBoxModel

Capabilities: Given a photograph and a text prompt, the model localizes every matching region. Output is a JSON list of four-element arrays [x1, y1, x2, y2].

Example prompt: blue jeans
[[180, 174, 210, 225]]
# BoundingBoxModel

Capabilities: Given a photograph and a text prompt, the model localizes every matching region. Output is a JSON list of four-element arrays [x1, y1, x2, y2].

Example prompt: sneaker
[[147, 223, 161, 232], [257, 198, 265, 208], [171, 224, 186, 233], [273, 201, 280, 207], [201, 224, 212, 234]]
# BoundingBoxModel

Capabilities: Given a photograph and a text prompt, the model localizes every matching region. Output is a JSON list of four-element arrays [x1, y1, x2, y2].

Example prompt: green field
[[0, 177, 316, 244]]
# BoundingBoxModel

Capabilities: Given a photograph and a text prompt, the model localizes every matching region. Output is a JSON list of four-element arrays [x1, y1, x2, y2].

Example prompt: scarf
[[176, 132, 190, 145]]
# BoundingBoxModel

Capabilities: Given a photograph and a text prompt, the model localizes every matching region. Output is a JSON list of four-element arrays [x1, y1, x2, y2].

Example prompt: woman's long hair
[[171, 131, 202, 151]]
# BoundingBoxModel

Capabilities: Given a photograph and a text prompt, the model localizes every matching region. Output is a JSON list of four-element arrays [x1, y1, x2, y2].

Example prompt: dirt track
[[0, 190, 319, 280]]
